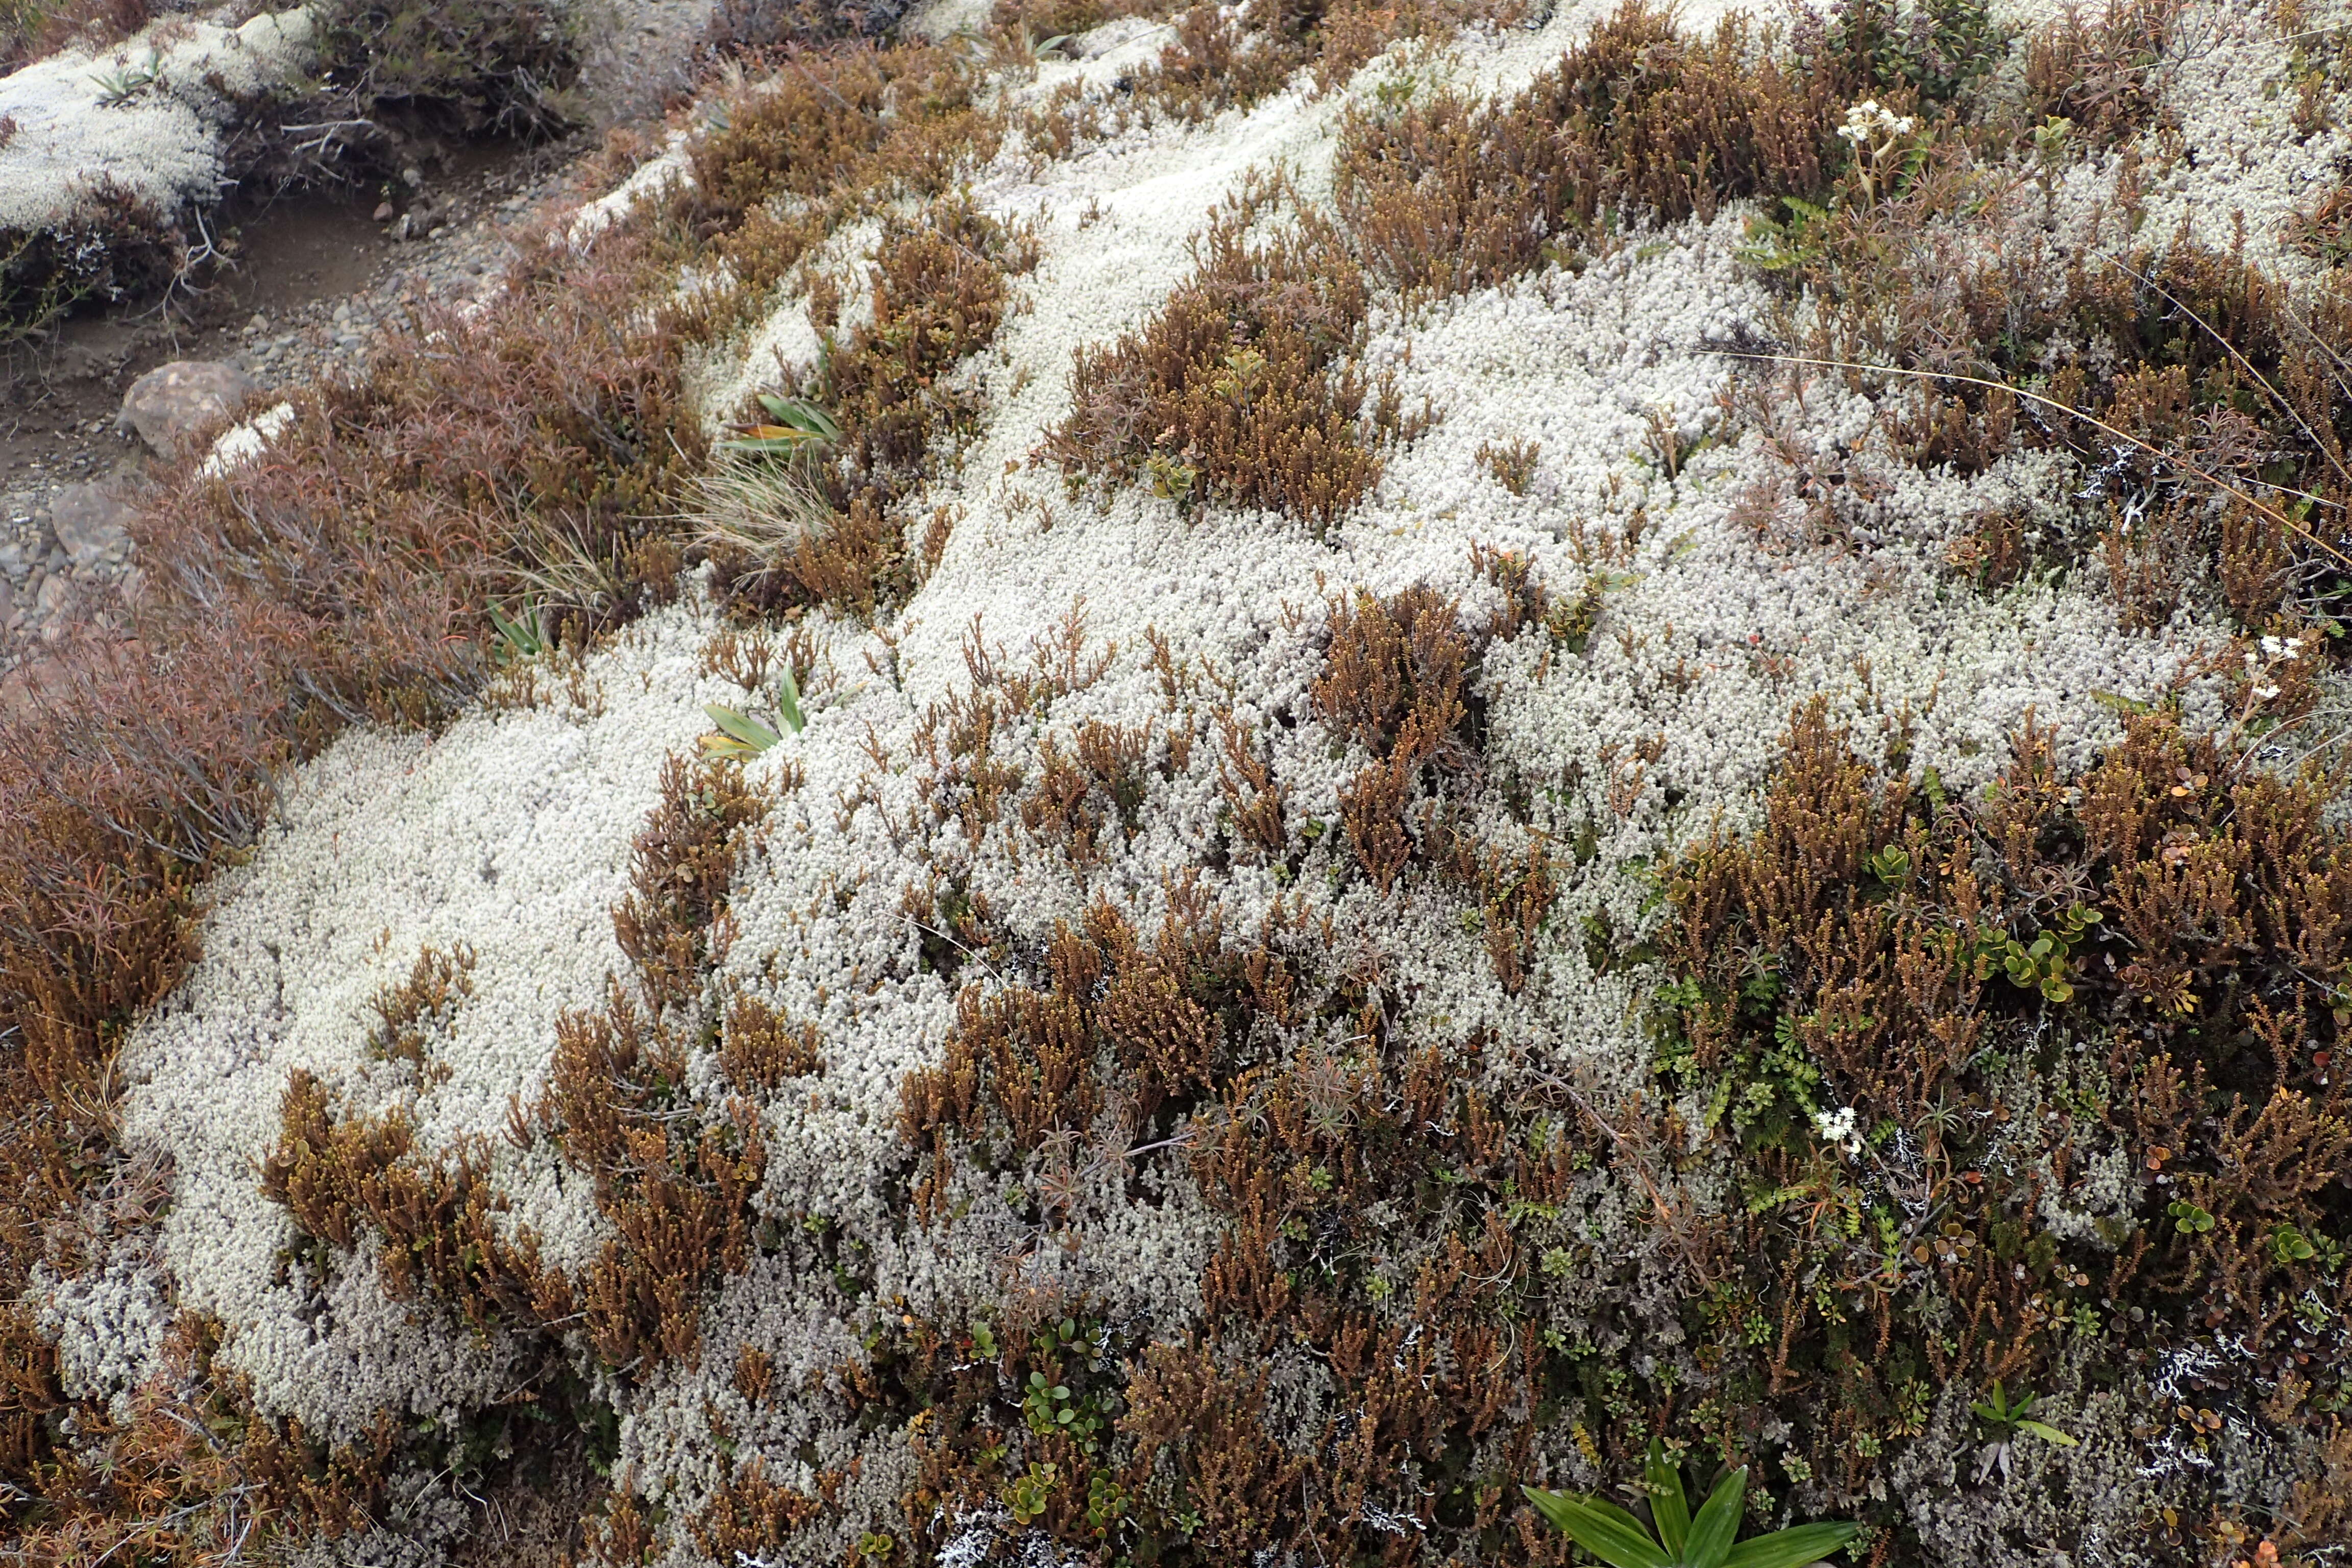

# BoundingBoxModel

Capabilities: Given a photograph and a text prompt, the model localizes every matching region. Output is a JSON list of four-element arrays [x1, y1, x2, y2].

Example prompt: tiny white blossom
[[2261, 635, 2284, 657], [2257, 683, 2282, 700], [1814, 1106, 1866, 1159]]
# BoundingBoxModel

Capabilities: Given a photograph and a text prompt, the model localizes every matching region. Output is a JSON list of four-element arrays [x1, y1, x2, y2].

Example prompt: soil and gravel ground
[[0, 0, 715, 677]]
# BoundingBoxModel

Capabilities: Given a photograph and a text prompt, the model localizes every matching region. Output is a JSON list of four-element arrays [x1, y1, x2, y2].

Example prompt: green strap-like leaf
[[487, 603, 542, 657], [1645, 1440, 1690, 1556], [1685, 1466, 1749, 1568], [2016, 1420, 2078, 1447], [1722, 1522, 1861, 1568], [1522, 1487, 1672, 1568], [705, 703, 780, 753], [754, 393, 842, 439], [777, 663, 806, 734]]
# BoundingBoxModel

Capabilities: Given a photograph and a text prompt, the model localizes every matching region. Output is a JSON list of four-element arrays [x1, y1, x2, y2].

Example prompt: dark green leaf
[[1521, 1487, 1672, 1568], [1685, 1466, 1748, 1568], [1645, 1439, 1690, 1555], [1722, 1522, 1860, 1568]]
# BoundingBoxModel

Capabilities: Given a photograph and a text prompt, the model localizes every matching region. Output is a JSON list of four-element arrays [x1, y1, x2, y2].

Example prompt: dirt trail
[[0, 0, 718, 683]]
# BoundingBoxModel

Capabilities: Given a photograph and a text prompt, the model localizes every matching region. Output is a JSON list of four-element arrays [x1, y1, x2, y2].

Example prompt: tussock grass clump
[[1047, 178, 1387, 528], [706, 198, 1033, 618]]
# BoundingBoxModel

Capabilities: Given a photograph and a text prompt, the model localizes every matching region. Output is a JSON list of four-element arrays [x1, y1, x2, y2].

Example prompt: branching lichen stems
[[1722, 351, 2352, 576]]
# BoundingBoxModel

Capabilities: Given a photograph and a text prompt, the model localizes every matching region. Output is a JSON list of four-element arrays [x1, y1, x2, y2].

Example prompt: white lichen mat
[[91, 0, 2329, 1558]]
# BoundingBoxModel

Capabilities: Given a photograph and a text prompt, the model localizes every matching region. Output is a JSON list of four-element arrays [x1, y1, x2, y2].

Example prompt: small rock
[[36, 574, 79, 635], [50, 484, 135, 570], [245, 312, 268, 334], [0, 577, 14, 630], [374, 201, 396, 222], [119, 361, 255, 459]]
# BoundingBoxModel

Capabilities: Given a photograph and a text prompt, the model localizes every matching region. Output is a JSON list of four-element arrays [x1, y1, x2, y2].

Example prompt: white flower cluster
[[1836, 99, 1918, 144], [1814, 1105, 1867, 1160], [2245, 634, 2306, 699]]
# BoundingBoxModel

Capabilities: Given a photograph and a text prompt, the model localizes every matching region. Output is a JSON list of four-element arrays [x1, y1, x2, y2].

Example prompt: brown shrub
[[1656, 699, 2352, 1524], [720, 992, 824, 1090], [1046, 178, 1380, 528], [690, 1460, 826, 1560], [2290, 173, 2352, 269], [1782, 172, 2352, 633], [681, 43, 1000, 301], [827, 200, 1034, 494], [612, 754, 771, 1013], [708, 199, 1031, 620], [0, 0, 150, 72], [2023, 0, 2182, 145], [542, 749, 782, 1368], [369, 942, 476, 1071], [1337, 2, 1842, 296], [529, 984, 770, 1369], [899, 892, 1235, 1176]]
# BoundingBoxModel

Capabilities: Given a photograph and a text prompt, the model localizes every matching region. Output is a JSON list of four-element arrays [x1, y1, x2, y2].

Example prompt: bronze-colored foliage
[[1045, 178, 1382, 528], [899, 890, 1234, 1170], [543, 987, 769, 1369], [1656, 699, 2352, 1532], [1336, 2, 1842, 296], [707, 199, 1033, 621], [720, 992, 824, 1091], [369, 942, 476, 1070], [612, 755, 770, 1013], [2023, 0, 2180, 144], [1777, 151, 2352, 634], [690, 1460, 826, 1561]]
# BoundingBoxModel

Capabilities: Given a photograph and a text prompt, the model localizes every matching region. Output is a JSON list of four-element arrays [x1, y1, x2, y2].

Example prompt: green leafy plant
[[1006, 1461, 1058, 1526], [700, 665, 803, 759], [1971, 1380, 2077, 1484], [1524, 1440, 1858, 1568], [1971, 1381, 2077, 1448], [89, 53, 165, 107], [719, 393, 842, 457], [1976, 906, 2100, 1002], [485, 601, 547, 662]]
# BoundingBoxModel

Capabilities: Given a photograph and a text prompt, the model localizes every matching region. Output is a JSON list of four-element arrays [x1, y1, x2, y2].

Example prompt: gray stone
[[0, 576, 14, 630], [49, 484, 135, 570], [119, 360, 255, 458], [35, 573, 79, 636]]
